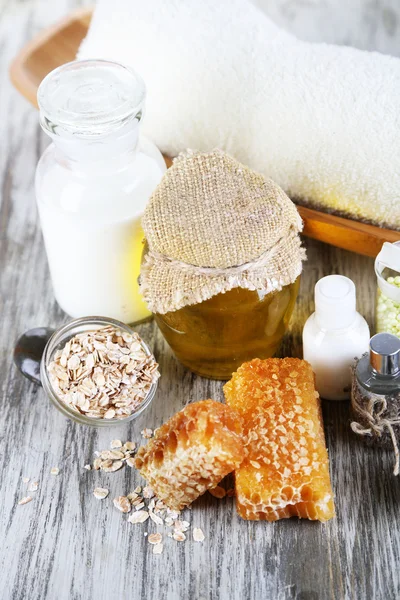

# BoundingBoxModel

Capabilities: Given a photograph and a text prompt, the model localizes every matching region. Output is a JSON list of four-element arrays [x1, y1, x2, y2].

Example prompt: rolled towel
[[79, 0, 400, 229]]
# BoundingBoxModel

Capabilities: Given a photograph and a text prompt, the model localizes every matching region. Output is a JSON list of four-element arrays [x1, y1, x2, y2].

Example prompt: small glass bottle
[[375, 242, 400, 336], [354, 333, 400, 396], [36, 59, 165, 323], [351, 333, 400, 475], [303, 275, 370, 400]]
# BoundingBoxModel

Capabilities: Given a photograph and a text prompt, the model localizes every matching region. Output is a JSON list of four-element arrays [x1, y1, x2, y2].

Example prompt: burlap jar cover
[[140, 150, 306, 314]]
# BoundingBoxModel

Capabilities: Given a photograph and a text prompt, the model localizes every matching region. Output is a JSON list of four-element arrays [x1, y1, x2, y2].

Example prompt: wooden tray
[[10, 7, 400, 258]]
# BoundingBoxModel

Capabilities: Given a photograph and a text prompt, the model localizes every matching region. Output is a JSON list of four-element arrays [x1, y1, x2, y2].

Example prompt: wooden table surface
[[1, 1, 400, 599]]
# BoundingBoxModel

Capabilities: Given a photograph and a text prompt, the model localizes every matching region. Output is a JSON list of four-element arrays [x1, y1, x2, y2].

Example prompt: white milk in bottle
[[35, 60, 165, 323]]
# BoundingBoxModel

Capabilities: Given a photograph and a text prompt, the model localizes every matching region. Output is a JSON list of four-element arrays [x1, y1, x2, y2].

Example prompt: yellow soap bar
[[224, 358, 335, 522]]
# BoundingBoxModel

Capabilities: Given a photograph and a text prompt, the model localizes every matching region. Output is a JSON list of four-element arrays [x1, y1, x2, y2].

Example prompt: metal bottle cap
[[370, 333, 400, 375]]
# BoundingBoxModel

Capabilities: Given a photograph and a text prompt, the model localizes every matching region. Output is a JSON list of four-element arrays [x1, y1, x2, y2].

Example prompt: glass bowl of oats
[[41, 316, 160, 426]]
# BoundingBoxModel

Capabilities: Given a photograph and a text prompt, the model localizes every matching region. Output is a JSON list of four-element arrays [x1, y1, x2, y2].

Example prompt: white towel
[[78, 0, 400, 229]]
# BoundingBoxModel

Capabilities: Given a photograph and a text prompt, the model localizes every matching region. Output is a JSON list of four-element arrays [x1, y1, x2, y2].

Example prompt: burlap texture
[[140, 150, 305, 314]]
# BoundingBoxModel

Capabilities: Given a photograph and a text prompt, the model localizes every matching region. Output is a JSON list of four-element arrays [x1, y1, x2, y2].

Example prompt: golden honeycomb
[[224, 358, 335, 521], [135, 400, 244, 511]]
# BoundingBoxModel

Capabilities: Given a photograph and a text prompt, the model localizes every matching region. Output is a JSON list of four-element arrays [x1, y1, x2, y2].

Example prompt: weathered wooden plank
[[1, 1, 400, 600]]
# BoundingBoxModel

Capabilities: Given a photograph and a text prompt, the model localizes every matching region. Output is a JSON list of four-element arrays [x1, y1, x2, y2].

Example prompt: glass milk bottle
[[35, 59, 165, 323]]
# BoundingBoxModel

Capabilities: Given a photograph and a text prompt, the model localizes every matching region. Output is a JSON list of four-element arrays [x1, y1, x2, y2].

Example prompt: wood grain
[[9, 5, 400, 259], [1, 1, 400, 600]]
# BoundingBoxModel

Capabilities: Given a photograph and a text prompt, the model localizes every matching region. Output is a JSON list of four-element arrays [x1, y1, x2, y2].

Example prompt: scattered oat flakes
[[209, 486, 226, 499], [113, 496, 131, 513], [135, 502, 145, 511], [93, 487, 109, 500], [22, 477, 30, 484], [173, 531, 186, 542], [134, 486, 142, 494], [126, 458, 136, 468], [141, 428, 153, 439], [51, 467, 60, 476], [148, 533, 162, 545], [193, 528, 205, 542], [27, 481, 39, 492], [18, 496, 32, 505], [110, 439, 123, 449], [93, 458, 102, 470], [128, 510, 149, 524], [84, 464, 91, 470], [152, 543, 163, 555]]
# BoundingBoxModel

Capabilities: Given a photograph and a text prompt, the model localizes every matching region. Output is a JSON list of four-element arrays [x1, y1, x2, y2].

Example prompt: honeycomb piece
[[224, 358, 335, 522], [134, 400, 244, 511]]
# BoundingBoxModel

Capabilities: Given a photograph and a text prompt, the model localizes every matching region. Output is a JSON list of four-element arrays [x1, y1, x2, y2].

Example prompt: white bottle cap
[[315, 275, 357, 330]]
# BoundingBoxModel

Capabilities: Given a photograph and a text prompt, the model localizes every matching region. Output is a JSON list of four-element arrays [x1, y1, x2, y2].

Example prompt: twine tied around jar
[[351, 392, 400, 476], [146, 235, 289, 277]]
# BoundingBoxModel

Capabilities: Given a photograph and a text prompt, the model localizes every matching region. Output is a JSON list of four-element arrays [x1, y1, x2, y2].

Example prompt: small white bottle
[[303, 275, 370, 400]]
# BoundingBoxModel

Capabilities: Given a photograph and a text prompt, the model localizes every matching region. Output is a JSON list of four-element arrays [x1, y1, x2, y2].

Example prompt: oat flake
[[93, 487, 109, 500], [51, 467, 60, 476], [152, 543, 163, 555], [149, 511, 163, 526], [141, 428, 153, 439], [143, 486, 154, 499], [193, 528, 205, 542], [128, 510, 149, 524], [124, 441, 136, 451], [27, 481, 39, 492], [18, 496, 32, 505], [103, 460, 123, 473], [113, 496, 131, 513], [148, 533, 162, 545]]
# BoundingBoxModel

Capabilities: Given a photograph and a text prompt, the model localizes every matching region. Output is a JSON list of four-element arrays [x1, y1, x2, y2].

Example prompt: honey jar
[[140, 150, 305, 379]]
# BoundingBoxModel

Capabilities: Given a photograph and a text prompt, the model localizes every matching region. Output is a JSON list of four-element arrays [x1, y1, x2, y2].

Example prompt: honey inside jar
[[154, 279, 300, 379]]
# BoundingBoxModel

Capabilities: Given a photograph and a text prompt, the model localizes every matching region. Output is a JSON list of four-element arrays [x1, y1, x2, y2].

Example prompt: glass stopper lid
[[37, 59, 145, 138]]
